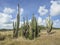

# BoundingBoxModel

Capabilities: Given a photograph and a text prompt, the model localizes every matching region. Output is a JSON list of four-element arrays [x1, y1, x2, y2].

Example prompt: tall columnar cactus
[[35, 21, 38, 37], [30, 14, 38, 39], [46, 15, 53, 33], [13, 21, 16, 37], [13, 21, 15, 37], [13, 4, 20, 38], [23, 17, 25, 27], [25, 15, 29, 38]]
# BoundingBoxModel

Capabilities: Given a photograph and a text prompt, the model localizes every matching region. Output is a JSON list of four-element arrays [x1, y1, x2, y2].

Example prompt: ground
[[0, 29, 60, 45]]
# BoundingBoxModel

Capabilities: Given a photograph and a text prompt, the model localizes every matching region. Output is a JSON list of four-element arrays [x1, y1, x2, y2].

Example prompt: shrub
[[0, 34, 6, 41]]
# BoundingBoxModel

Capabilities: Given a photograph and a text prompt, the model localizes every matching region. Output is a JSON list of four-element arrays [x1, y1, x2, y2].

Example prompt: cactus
[[30, 14, 39, 39], [35, 21, 38, 37], [46, 15, 53, 33], [22, 17, 25, 37], [13, 4, 20, 38], [22, 16, 29, 39], [13, 21, 15, 37], [25, 16, 29, 39]]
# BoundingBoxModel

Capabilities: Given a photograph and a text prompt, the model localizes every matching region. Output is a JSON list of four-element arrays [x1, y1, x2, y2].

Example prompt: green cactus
[[22, 16, 29, 39], [13, 4, 20, 38], [30, 14, 39, 39], [15, 4, 20, 38], [13, 21, 15, 37], [25, 16, 29, 39], [35, 21, 38, 37], [46, 15, 53, 33], [13, 21, 16, 38]]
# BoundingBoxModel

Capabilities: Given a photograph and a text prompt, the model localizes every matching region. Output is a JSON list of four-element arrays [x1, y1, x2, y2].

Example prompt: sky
[[0, 0, 60, 29]]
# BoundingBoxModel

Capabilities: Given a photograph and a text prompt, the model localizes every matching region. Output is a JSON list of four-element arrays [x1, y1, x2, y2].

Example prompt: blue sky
[[0, 0, 60, 29]]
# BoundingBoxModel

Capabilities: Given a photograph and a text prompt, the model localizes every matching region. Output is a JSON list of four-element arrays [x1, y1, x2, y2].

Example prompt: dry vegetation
[[0, 29, 60, 45]]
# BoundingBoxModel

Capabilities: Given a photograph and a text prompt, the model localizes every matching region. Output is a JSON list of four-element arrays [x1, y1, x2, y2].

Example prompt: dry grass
[[0, 29, 60, 45]]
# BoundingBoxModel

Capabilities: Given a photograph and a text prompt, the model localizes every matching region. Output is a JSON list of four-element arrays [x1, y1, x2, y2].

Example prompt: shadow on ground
[[50, 31, 56, 34]]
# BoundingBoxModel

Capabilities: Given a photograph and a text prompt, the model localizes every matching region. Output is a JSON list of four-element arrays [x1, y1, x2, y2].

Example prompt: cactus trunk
[[46, 15, 53, 33], [13, 4, 20, 38]]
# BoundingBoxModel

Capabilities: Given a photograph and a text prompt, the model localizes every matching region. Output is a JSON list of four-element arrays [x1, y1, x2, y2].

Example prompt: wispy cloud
[[3, 7, 15, 14], [37, 17, 46, 26]]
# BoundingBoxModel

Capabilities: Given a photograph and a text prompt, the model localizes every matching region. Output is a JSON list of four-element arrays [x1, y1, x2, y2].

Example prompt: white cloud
[[29, 19, 31, 23], [0, 7, 14, 29], [37, 17, 60, 28], [3, 7, 15, 14], [0, 13, 12, 24], [20, 8, 24, 15], [19, 22, 23, 28], [17, 7, 24, 15], [0, 7, 24, 29], [37, 17, 42, 25], [38, 6, 48, 16], [0, 23, 13, 29], [37, 17, 46, 26], [50, 0, 60, 16], [41, 19, 46, 26], [53, 19, 60, 28]]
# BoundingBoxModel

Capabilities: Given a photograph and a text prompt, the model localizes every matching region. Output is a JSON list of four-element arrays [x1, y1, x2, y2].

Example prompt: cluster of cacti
[[46, 15, 53, 33], [13, 4, 53, 39], [13, 4, 20, 38], [22, 14, 40, 40], [13, 3, 53, 39], [22, 16, 29, 39]]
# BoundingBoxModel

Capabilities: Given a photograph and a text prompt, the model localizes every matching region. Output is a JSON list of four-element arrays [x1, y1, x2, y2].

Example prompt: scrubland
[[0, 29, 60, 45]]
